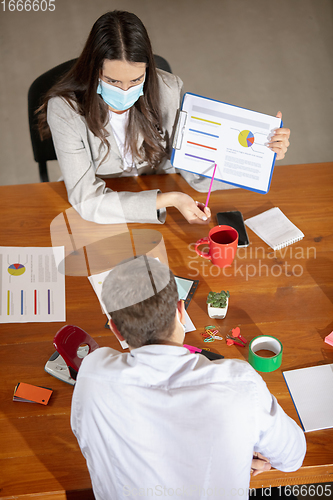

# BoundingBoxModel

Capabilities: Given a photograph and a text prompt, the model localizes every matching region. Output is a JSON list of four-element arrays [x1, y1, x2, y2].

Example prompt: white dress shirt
[[71, 345, 306, 500]]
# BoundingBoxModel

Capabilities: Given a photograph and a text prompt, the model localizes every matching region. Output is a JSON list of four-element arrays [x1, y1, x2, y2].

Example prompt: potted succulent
[[206, 290, 230, 319]]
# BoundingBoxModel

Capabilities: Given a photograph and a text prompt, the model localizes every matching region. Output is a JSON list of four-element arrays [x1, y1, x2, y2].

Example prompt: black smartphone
[[216, 210, 249, 247]]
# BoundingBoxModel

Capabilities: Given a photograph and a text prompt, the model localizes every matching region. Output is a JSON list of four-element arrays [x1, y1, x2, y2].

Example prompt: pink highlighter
[[183, 344, 224, 361]]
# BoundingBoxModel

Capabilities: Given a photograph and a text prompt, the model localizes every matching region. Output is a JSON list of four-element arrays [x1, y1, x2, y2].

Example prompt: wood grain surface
[[0, 163, 332, 498]]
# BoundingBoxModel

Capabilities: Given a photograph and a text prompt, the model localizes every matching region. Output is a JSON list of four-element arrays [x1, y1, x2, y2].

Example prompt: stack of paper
[[245, 207, 304, 250]]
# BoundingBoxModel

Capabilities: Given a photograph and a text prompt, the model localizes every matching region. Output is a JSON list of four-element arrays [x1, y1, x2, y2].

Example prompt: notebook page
[[283, 364, 333, 432], [245, 207, 304, 250]]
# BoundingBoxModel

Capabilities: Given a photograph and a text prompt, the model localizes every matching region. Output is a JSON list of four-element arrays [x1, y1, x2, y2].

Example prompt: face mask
[[97, 78, 145, 111]]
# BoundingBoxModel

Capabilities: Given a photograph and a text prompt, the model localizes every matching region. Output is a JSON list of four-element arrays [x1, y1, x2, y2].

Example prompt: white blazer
[[47, 70, 230, 225]]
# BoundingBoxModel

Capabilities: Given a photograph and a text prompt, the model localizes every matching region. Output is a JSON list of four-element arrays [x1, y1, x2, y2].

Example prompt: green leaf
[[206, 290, 230, 308]]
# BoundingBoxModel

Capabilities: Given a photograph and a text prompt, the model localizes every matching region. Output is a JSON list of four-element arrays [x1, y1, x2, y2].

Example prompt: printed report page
[[172, 93, 281, 193], [0, 246, 65, 323]]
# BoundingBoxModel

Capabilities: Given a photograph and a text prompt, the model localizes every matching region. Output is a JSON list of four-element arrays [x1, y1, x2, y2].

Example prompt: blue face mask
[[97, 77, 145, 111]]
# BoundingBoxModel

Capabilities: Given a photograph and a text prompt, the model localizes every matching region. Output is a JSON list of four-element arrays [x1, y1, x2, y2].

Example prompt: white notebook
[[283, 364, 333, 432], [245, 207, 304, 250]]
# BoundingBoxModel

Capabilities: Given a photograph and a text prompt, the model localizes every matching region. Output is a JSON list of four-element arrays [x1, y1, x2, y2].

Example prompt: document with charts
[[0, 246, 65, 323], [171, 93, 282, 194]]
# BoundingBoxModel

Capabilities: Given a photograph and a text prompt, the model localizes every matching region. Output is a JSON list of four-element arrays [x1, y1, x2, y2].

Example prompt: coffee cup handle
[[195, 238, 211, 260]]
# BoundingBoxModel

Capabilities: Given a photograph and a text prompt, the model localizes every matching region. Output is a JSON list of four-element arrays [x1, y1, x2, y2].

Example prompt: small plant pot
[[207, 298, 229, 319]]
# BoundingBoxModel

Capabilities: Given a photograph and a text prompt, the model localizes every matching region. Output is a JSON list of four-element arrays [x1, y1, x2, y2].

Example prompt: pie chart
[[8, 263, 26, 276], [238, 130, 255, 148]]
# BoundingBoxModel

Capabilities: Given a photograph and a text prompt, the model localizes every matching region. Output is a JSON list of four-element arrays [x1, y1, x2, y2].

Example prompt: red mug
[[195, 225, 238, 268]]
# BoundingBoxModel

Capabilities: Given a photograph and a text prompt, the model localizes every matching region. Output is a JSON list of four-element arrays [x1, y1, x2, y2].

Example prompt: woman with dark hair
[[38, 10, 290, 225]]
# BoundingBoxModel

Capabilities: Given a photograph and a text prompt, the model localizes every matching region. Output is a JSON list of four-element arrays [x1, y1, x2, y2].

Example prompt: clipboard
[[171, 92, 282, 194]]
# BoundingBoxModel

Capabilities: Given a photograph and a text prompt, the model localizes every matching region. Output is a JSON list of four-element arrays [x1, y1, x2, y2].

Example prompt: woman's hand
[[157, 192, 211, 225], [251, 452, 271, 477], [268, 111, 290, 160]]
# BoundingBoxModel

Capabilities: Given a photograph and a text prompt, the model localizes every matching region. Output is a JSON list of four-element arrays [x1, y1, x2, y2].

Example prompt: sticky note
[[324, 332, 333, 347], [13, 383, 53, 405]]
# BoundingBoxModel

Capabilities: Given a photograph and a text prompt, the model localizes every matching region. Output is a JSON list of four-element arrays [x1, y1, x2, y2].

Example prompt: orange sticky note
[[13, 383, 53, 405]]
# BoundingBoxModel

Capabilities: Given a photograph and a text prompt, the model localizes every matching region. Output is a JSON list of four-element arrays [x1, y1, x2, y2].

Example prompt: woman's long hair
[[38, 10, 168, 168]]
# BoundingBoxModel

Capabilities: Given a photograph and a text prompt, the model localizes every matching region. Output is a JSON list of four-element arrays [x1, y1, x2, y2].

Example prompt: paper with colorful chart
[[171, 92, 282, 194], [0, 246, 65, 323]]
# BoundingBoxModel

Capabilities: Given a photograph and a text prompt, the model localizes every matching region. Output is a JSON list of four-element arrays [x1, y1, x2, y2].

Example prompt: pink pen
[[205, 163, 217, 207]]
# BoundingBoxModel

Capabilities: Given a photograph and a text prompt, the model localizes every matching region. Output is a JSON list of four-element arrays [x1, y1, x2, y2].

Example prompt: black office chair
[[28, 55, 172, 182]]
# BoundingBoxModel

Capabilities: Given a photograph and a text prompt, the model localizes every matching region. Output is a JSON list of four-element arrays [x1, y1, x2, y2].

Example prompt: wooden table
[[0, 163, 332, 499]]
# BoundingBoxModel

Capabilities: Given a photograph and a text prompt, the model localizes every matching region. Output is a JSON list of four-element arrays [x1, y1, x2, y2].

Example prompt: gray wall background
[[0, 0, 332, 184]]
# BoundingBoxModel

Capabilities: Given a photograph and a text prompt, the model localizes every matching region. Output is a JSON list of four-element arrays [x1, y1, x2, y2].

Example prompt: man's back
[[71, 344, 306, 500]]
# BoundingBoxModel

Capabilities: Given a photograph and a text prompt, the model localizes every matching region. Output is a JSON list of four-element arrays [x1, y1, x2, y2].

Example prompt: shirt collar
[[129, 344, 189, 357]]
